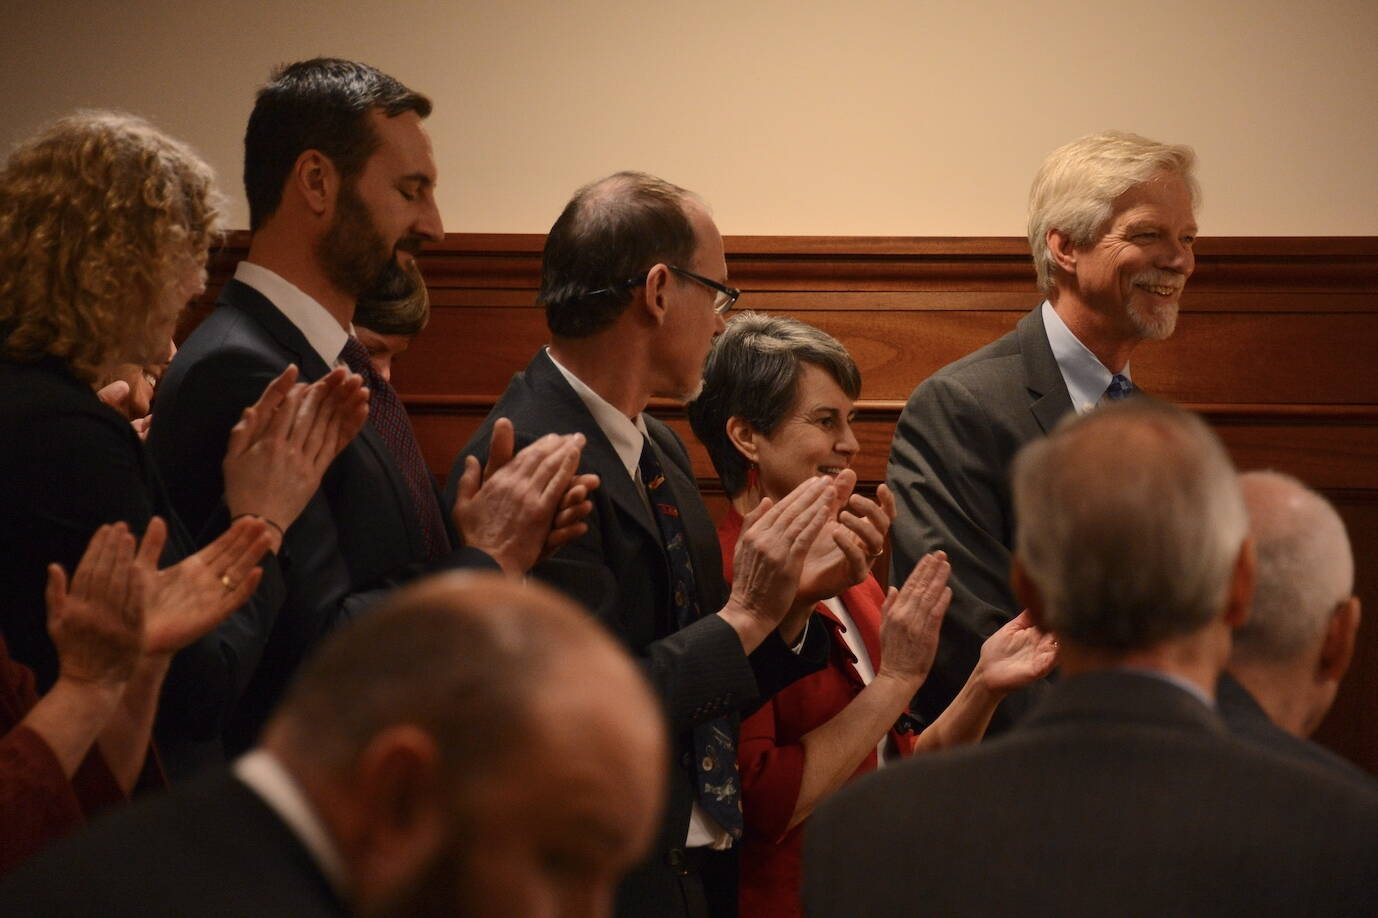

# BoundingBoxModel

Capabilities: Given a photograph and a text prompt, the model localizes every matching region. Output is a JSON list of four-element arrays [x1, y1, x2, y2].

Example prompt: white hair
[[1012, 400, 1247, 649], [1234, 471, 1354, 664], [1028, 130, 1199, 294]]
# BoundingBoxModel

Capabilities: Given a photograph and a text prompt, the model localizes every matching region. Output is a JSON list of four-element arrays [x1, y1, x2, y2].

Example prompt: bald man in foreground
[[1219, 470, 1374, 788], [0, 573, 666, 917]]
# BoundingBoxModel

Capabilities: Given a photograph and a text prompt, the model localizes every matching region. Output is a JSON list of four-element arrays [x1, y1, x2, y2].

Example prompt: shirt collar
[[234, 261, 351, 367], [1041, 300, 1130, 414], [545, 347, 648, 481], [1115, 666, 1217, 711], [234, 749, 349, 897]]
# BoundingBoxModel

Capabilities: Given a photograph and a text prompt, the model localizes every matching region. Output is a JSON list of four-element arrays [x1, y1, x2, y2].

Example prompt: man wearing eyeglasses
[[448, 171, 883, 918]]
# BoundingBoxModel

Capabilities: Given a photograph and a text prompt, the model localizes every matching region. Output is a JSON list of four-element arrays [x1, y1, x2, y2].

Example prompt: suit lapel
[[1016, 306, 1075, 434], [218, 279, 334, 381], [526, 352, 660, 544]]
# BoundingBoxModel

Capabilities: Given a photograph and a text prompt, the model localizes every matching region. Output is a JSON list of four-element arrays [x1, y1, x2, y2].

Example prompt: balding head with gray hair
[[1011, 399, 1247, 651], [1235, 471, 1354, 664]]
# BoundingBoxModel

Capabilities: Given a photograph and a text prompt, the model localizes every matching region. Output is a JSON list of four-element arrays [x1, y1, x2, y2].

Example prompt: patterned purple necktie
[[1104, 373, 1135, 401], [340, 336, 449, 560], [638, 434, 744, 839]]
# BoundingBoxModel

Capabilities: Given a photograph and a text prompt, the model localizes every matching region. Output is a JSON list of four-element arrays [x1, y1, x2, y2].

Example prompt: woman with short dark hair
[[689, 312, 1058, 918]]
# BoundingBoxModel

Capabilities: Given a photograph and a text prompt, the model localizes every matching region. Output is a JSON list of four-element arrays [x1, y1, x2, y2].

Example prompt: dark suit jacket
[[886, 306, 1071, 731], [0, 356, 285, 774], [1217, 671, 1378, 791], [447, 350, 826, 918], [149, 278, 494, 757], [805, 670, 1378, 917], [0, 768, 347, 916]]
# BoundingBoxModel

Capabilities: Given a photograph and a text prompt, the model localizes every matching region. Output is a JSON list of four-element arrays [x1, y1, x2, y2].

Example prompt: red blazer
[[0, 635, 159, 875], [718, 508, 913, 918]]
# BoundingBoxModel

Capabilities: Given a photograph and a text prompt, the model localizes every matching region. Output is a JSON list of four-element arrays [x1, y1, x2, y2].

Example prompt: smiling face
[[319, 109, 443, 301], [1068, 172, 1197, 341], [748, 362, 859, 503]]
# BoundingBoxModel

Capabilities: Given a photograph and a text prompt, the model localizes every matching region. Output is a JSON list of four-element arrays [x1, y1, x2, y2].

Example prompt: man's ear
[[1010, 555, 1046, 630], [1223, 537, 1256, 630], [639, 263, 674, 327], [349, 726, 446, 905], [725, 416, 759, 464], [1047, 228, 1079, 275], [1318, 596, 1361, 684], [292, 149, 338, 219]]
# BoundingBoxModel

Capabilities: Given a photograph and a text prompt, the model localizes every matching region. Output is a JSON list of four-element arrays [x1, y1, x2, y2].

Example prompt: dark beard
[[318, 182, 421, 302]]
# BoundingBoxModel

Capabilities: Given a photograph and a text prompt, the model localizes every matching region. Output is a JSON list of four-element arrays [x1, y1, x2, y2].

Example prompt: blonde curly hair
[[0, 111, 223, 383]]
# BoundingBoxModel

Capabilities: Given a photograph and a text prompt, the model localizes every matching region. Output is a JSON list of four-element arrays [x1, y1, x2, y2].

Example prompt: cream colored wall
[[4, 0, 1376, 235]]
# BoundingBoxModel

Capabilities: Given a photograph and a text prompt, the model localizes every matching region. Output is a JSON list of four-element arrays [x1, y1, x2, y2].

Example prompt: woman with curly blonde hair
[[0, 112, 369, 788]]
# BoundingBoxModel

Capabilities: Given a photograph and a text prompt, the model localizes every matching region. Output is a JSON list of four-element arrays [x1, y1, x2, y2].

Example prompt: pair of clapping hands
[[725, 470, 893, 650], [727, 471, 1057, 690]]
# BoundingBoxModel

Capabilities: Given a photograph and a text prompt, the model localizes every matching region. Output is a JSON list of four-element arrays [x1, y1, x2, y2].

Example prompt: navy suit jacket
[[149, 278, 494, 757]]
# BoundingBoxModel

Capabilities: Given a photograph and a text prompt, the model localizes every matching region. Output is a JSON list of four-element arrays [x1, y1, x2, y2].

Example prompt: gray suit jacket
[[805, 670, 1378, 917], [886, 306, 1072, 730]]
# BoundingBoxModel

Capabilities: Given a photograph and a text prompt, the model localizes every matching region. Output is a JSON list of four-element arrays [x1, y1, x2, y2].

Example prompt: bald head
[[1011, 399, 1248, 651], [262, 572, 666, 917], [1235, 471, 1354, 665]]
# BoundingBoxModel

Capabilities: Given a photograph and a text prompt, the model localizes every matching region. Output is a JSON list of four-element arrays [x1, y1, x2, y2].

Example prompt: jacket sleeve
[[886, 372, 1022, 723]]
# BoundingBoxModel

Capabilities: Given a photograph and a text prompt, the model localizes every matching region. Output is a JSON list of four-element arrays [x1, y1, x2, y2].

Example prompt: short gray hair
[[1011, 400, 1247, 650], [687, 312, 859, 496], [1027, 130, 1199, 294], [1234, 471, 1354, 664]]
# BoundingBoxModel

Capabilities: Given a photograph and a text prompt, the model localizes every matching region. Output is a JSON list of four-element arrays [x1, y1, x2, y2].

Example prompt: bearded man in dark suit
[[149, 59, 587, 764]]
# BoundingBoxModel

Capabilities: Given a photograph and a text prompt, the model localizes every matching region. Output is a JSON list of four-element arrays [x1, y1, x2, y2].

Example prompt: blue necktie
[[638, 434, 743, 839], [1104, 373, 1134, 401]]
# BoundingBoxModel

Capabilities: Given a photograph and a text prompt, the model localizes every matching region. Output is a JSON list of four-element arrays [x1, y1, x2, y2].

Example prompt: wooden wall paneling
[[199, 234, 1378, 775]]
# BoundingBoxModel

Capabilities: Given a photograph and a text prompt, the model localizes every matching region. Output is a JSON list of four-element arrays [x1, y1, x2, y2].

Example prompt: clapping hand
[[131, 516, 271, 657], [44, 523, 145, 688], [452, 418, 593, 575], [728, 475, 839, 630], [875, 551, 951, 685], [796, 478, 896, 605], [973, 611, 1059, 694], [222, 365, 369, 550]]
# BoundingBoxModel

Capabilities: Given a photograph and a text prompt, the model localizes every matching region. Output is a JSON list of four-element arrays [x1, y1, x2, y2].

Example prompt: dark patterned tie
[[340, 336, 449, 561], [637, 434, 743, 839], [1104, 373, 1135, 401]]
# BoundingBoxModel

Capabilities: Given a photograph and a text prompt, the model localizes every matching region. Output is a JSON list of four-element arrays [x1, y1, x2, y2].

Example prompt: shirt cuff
[[787, 618, 811, 654]]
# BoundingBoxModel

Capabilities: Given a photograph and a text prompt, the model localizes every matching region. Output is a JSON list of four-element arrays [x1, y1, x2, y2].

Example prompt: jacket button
[[667, 848, 689, 875], [681, 751, 693, 767]]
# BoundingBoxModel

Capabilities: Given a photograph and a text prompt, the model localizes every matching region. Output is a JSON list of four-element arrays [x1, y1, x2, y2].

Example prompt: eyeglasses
[[582, 266, 741, 315]]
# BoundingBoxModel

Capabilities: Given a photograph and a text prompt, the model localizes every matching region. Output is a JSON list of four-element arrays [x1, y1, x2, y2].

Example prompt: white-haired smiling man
[[887, 130, 1199, 733]]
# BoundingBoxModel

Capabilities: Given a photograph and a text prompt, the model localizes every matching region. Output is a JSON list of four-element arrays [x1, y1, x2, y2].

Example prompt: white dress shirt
[[1041, 300, 1131, 414], [234, 749, 348, 898], [234, 261, 350, 368]]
